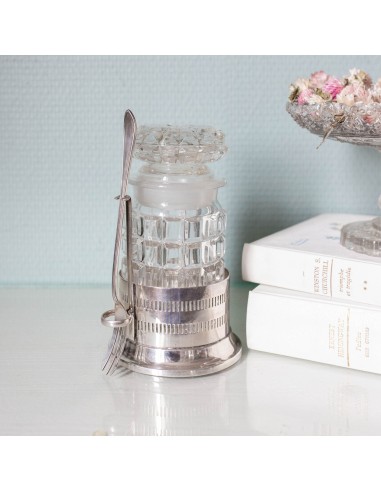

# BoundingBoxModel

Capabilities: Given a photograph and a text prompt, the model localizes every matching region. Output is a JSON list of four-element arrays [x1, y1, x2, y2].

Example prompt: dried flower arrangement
[[288, 68, 380, 107], [287, 69, 381, 149]]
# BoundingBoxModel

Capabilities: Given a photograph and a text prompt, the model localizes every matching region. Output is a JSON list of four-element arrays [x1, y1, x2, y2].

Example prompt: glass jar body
[[126, 163, 226, 288]]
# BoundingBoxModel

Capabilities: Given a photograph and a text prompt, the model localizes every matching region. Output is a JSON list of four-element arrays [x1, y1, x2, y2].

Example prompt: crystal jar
[[102, 113, 242, 378], [127, 125, 228, 288]]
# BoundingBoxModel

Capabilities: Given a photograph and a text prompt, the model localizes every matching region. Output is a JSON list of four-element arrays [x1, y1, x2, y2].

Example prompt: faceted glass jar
[[125, 125, 228, 288]]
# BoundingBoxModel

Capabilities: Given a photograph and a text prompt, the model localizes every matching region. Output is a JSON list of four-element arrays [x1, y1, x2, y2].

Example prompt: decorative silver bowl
[[287, 101, 381, 256]]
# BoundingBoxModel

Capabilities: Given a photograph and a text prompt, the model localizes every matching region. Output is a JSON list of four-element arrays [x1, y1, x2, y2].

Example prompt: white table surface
[[1, 284, 381, 436]]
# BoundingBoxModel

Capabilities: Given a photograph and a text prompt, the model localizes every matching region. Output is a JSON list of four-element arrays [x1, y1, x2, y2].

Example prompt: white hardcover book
[[242, 213, 381, 307], [247, 285, 381, 374]]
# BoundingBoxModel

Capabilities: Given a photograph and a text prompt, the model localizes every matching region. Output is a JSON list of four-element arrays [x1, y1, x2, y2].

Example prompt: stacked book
[[242, 213, 381, 375]]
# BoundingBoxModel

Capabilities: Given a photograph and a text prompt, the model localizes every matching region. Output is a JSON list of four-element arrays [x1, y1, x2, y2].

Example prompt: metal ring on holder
[[101, 309, 131, 328]]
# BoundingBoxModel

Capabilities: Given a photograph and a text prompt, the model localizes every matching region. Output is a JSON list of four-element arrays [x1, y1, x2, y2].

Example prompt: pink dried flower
[[297, 89, 313, 105], [371, 86, 381, 102], [363, 114, 375, 124], [351, 83, 373, 104], [306, 93, 326, 105], [347, 68, 372, 88], [336, 82, 373, 106], [294, 78, 310, 92], [310, 70, 329, 89], [323, 77, 344, 99], [336, 85, 355, 106]]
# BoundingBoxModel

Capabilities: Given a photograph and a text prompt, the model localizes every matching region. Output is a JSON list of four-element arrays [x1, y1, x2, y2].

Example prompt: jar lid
[[133, 125, 227, 164]]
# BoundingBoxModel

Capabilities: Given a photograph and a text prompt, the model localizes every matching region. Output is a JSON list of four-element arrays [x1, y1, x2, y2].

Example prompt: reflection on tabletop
[[97, 359, 250, 436], [95, 350, 381, 436]]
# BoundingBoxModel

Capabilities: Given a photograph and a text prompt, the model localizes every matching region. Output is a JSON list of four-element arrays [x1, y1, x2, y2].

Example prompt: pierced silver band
[[125, 272, 230, 348]]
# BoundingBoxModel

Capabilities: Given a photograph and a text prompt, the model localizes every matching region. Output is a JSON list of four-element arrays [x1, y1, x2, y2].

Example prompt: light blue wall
[[1, 56, 381, 285]]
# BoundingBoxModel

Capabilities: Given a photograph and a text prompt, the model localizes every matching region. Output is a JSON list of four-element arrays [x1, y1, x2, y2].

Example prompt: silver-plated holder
[[101, 110, 242, 377]]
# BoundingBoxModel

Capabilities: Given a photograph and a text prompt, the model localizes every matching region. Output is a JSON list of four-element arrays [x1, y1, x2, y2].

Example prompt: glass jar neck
[[130, 161, 225, 209]]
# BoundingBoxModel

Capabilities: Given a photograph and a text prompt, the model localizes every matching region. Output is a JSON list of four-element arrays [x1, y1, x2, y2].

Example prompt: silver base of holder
[[341, 216, 381, 256], [102, 269, 242, 377], [118, 331, 242, 378]]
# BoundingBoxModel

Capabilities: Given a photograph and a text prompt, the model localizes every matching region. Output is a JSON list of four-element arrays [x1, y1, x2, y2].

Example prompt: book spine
[[242, 243, 381, 307], [246, 288, 381, 374]]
